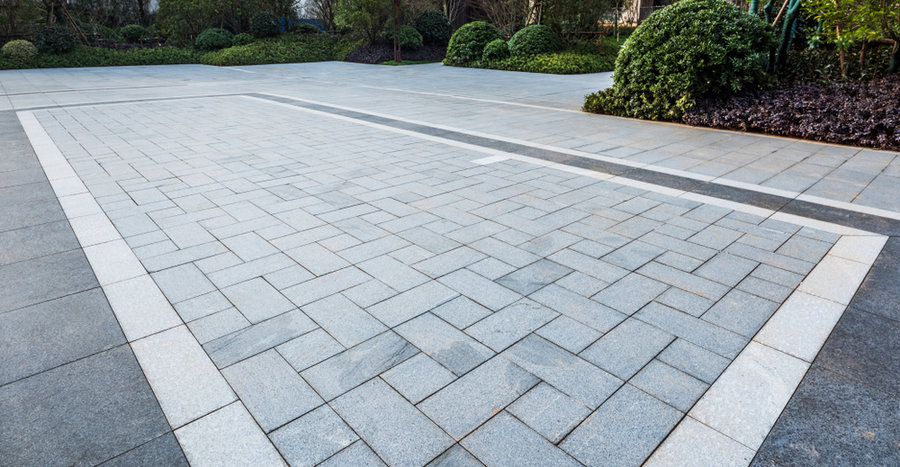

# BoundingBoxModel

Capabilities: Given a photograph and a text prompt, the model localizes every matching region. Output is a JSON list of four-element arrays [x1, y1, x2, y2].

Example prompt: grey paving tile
[[174, 290, 232, 322], [630, 360, 708, 412], [222, 350, 322, 432], [204, 309, 318, 368], [270, 405, 358, 466], [400, 226, 460, 254], [397, 313, 493, 376], [332, 378, 454, 465], [737, 275, 794, 303], [221, 277, 295, 323], [439, 268, 521, 311], [495, 259, 572, 295], [726, 242, 816, 275], [602, 240, 665, 271], [304, 293, 387, 347], [776, 234, 833, 262], [695, 253, 759, 287], [469, 237, 540, 268], [466, 256, 517, 280], [0, 220, 79, 266], [657, 338, 731, 385], [99, 433, 188, 467], [561, 384, 682, 466], [580, 318, 674, 380], [593, 273, 669, 315], [174, 401, 284, 466], [419, 356, 539, 439], [0, 346, 170, 467], [554, 271, 608, 297], [505, 334, 622, 408], [382, 353, 456, 404], [655, 287, 714, 317], [426, 444, 483, 467], [358, 254, 429, 292], [413, 246, 486, 278], [302, 331, 418, 400], [535, 315, 603, 354], [465, 299, 558, 352], [277, 328, 344, 372], [702, 289, 779, 337], [319, 441, 385, 467], [638, 261, 730, 301], [220, 232, 279, 261], [507, 383, 592, 443], [0, 288, 124, 386], [282, 266, 370, 306], [287, 242, 350, 276], [462, 412, 580, 467], [636, 302, 747, 359], [549, 248, 629, 283], [151, 263, 216, 304], [0, 250, 99, 312], [367, 280, 459, 327], [187, 307, 250, 344], [0, 197, 66, 232], [688, 224, 743, 250], [432, 296, 492, 329], [530, 284, 626, 332]]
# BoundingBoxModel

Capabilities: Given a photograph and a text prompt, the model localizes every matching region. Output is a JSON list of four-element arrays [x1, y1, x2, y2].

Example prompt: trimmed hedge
[[508, 24, 562, 57], [195, 28, 234, 51], [1, 40, 38, 62], [482, 39, 510, 61], [0, 45, 203, 69], [475, 50, 616, 74], [444, 21, 502, 65], [415, 9, 452, 46], [584, 0, 775, 120], [200, 35, 341, 66]]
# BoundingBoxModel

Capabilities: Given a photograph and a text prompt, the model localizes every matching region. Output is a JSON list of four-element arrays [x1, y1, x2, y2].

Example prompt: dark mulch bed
[[344, 44, 446, 64], [684, 75, 900, 151]]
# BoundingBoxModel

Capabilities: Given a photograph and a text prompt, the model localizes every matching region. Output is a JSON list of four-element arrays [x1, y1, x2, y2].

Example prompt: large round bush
[[250, 12, 281, 38], [195, 28, 234, 51], [120, 24, 149, 43], [33, 26, 75, 54], [444, 21, 502, 65], [383, 25, 423, 50], [482, 39, 510, 61], [291, 22, 321, 35], [508, 24, 561, 57], [585, 0, 775, 120], [415, 9, 451, 46], [1, 40, 38, 62], [232, 33, 254, 47]]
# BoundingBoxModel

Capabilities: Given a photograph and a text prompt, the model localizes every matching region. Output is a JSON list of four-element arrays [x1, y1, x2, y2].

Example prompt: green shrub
[[0, 45, 203, 70], [292, 22, 322, 34], [33, 25, 76, 54], [250, 12, 281, 38], [445, 21, 502, 65], [482, 39, 509, 61], [584, 0, 775, 120], [120, 24, 149, 43], [195, 28, 234, 51], [383, 25, 423, 50], [479, 50, 616, 74], [232, 33, 254, 46], [508, 24, 562, 57], [201, 34, 338, 66], [2, 40, 38, 62], [414, 9, 451, 46]]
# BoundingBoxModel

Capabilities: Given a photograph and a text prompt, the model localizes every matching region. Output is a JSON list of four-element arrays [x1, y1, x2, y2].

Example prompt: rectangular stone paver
[[270, 405, 358, 466], [396, 313, 493, 376], [462, 412, 580, 466]]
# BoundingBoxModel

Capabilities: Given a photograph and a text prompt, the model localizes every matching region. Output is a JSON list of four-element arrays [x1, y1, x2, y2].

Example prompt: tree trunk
[[392, 0, 401, 63], [859, 41, 867, 69], [749, 0, 760, 15], [889, 40, 899, 74]]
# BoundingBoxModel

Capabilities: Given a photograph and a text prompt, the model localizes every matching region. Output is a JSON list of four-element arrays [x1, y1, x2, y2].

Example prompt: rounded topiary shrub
[[195, 28, 234, 51], [1, 39, 38, 62], [415, 9, 451, 46], [383, 25, 423, 50], [445, 21, 502, 65], [33, 25, 76, 54], [482, 39, 510, 61], [120, 24, 149, 43], [508, 24, 561, 57], [232, 32, 254, 47], [250, 12, 281, 38], [292, 22, 321, 34], [586, 0, 776, 121]]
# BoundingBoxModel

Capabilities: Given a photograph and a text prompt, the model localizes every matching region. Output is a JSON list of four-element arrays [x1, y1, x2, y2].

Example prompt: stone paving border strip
[[20, 95, 892, 466], [251, 92, 900, 227], [17, 110, 287, 465]]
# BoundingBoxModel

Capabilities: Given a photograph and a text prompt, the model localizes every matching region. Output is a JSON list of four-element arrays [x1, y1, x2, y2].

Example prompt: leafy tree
[[335, 0, 391, 42], [806, 0, 900, 73]]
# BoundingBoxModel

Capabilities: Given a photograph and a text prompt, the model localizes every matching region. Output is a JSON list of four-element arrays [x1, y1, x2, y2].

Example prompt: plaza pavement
[[0, 62, 898, 466]]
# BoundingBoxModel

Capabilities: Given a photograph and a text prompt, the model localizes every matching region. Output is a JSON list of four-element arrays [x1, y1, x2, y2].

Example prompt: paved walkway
[[1, 62, 898, 466]]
